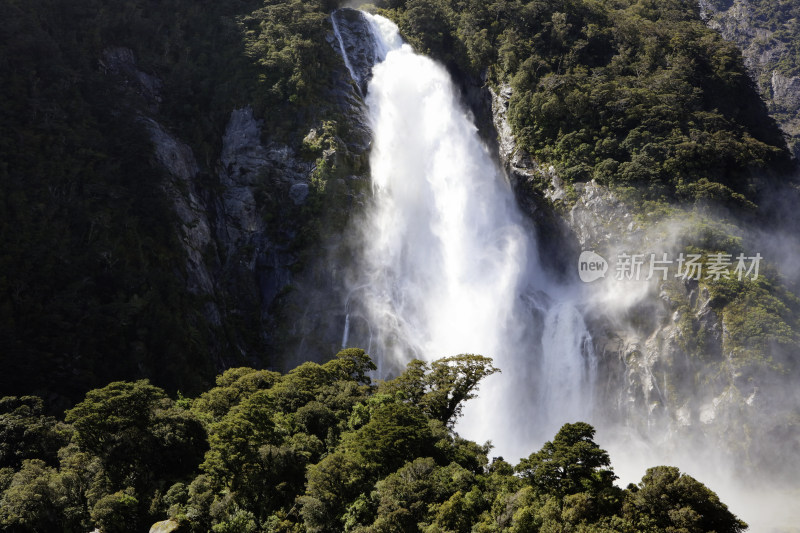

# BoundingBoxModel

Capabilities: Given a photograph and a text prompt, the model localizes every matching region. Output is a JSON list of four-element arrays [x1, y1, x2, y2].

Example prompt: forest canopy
[[0, 350, 747, 532], [2, 0, 797, 408], [0, 0, 344, 404], [377, 0, 792, 204]]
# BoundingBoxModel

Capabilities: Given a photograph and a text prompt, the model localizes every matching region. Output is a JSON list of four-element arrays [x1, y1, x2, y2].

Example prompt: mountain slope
[[0, 0, 367, 405]]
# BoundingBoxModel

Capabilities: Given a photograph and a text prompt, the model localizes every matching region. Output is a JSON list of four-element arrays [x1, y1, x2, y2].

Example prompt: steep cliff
[[115, 10, 375, 370], [3, 0, 799, 489], [490, 60, 800, 485], [0, 0, 371, 403], [700, 0, 800, 159]]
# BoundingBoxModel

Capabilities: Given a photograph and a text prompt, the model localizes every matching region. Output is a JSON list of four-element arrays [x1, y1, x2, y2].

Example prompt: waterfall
[[330, 13, 359, 86], [339, 10, 597, 461], [539, 303, 597, 427], [341, 313, 350, 349]]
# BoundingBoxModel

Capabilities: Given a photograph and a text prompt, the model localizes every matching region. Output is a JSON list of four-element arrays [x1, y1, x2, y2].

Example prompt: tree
[[91, 489, 140, 533], [380, 354, 500, 426], [0, 459, 60, 532], [65, 381, 166, 486], [423, 354, 500, 425], [66, 380, 206, 492], [623, 466, 747, 533], [323, 348, 377, 386], [345, 402, 435, 475], [378, 359, 428, 404], [516, 422, 616, 498], [0, 396, 69, 469], [268, 362, 334, 413], [201, 390, 278, 504], [191, 368, 281, 422], [371, 457, 440, 531], [301, 450, 369, 533]]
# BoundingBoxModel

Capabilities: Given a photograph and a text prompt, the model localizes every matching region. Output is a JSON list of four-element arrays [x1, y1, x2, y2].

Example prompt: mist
[[337, 11, 598, 459], [331, 8, 800, 532], [582, 206, 800, 532]]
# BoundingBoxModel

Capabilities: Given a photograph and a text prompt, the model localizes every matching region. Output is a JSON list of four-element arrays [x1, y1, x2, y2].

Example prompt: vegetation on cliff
[[2, 0, 799, 499], [0, 351, 747, 532], [0, 0, 349, 404], [377, 0, 792, 204], [702, 0, 800, 156], [370, 0, 800, 484]]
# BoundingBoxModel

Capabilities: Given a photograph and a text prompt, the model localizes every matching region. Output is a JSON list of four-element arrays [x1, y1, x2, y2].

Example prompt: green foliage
[[622, 466, 747, 532], [0, 459, 60, 532], [344, 402, 434, 474], [0, 0, 353, 407], [516, 422, 617, 498], [327, 348, 378, 385], [241, 0, 342, 133], [382, 0, 791, 204], [0, 351, 746, 532], [379, 354, 500, 426], [711, 275, 800, 375], [211, 507, 258, 533], [191, 368, 282, 423], [0, 396, 69, 470], [647, 209, 800, 377], [65, 380, 207, 491], [301, 450, 371, 531], [422, 354, 501, 425], [704, 0, 800, 152], [0, 0, 259, 404], [91, 489, 140, 533]]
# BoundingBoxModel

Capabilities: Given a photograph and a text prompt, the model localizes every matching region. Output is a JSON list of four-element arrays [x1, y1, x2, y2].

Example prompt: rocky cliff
[[4, 1, 798, 483], [700, 0, 800, 159], [490, 74, 800, 482], [100, 12, 376, 371]]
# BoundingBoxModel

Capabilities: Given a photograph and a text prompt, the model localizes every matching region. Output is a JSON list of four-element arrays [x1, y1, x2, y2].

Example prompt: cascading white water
[[330, 13, 359, 84], [539, 303, 597, 426], [330, 13, 800, 530], [343, 11, 597, 460]]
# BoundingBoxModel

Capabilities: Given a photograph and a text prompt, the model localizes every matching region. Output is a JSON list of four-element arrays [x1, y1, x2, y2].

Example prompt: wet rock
[[771, 70, 800, 112], [290, 183, 309, 205], [700, 0, 800, 157], [144, 118, 220, 325], [330, 8, 385, 95], [221, 107, 270, 185], [100, 47, 162, 112]]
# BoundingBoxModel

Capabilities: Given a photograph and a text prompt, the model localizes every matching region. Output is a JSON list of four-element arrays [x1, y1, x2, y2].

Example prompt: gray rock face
[[217, 107, 270, 246], [771, 69, 800, 112], [144, 118, 220, 326], [568, 180, 642, 251], [701, 0, 800, 157], [99, 47, 162, 112], [100, 42, 341, 362], [148, 520, 181, 533], [290, 183, 309, 205], [97, 11, 375, 368], [488, 73, 762, 462], [490, 84, 516, 162], [215, 107, 306, 327], [100, 49, 220, 322], [221, 108, 271, 184], [330, 8, 384, 95], [491, 83, 542, 188], [142, 104, 323, 359]]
